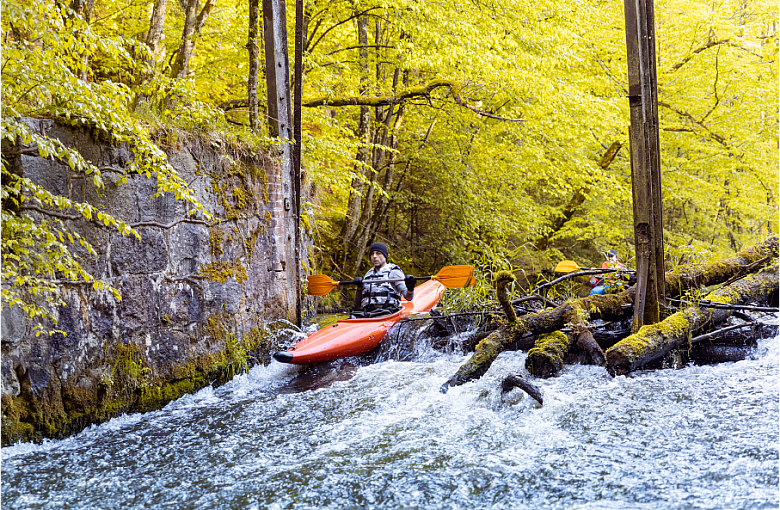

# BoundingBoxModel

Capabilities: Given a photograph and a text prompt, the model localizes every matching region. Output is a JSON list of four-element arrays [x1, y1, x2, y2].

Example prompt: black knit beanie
[[369, 242, 389, 260]]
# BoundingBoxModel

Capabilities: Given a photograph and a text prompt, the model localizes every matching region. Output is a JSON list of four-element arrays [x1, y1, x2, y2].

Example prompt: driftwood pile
[[438, 236, 779, 401]]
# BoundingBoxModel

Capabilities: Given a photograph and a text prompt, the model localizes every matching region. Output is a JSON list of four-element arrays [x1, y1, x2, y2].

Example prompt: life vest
[[361, 264, 403, 311]]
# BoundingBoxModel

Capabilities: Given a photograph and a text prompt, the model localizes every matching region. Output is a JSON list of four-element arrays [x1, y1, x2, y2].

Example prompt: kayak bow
[[273, 279, 444, 364]]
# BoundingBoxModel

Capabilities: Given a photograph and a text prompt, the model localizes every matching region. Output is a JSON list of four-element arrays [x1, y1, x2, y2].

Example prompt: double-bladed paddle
[[306, 265, 476, 296]]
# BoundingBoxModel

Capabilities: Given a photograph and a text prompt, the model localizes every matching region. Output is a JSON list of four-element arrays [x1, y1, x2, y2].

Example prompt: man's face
[[370, 250, 386, 268]]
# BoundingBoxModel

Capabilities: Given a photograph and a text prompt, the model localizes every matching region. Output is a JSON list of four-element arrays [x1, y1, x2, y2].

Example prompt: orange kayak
[[272, 279, 445, 364]]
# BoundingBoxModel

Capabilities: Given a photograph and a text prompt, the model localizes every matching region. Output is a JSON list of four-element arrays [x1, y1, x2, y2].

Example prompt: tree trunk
[[606, 266, 778, 376], [71, 0, 96, 80], [349, 104, 399, 274], [145, 0, 168, 66], [501, 375, 543, 405], [170, 0, 214, 79], [340, 16, 371, 261], [247, 0, 260, 131], [525, 332, 571, 378], [664, 235, 778, 295]]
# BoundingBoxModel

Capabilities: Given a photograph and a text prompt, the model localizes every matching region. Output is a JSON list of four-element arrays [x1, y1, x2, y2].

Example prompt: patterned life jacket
[[361, 264, 403, 311]]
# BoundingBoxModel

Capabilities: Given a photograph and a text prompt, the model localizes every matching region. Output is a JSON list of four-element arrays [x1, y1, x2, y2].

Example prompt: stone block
[[1, 305, 29, 351], [169, 222, 210, 277], [145, 330, 190, 374], [1, 357, 21, 397], [203, 279, 242, 315], [117, 275, 158, 333], [135, 175, 186, 224], [158, 281, 201, 326], [21, 156, 70, 197], [111, 226, 169, 274]]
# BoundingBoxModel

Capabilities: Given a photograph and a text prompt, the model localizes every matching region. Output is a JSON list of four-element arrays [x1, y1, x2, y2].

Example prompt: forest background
[[2, 0, 778, 320]]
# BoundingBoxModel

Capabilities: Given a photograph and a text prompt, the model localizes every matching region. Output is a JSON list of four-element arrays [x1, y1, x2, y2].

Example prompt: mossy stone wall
[[1, 119, 313, 445]]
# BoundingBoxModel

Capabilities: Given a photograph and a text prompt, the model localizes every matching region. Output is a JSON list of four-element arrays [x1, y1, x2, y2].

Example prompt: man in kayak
[[352, 242, 416, 317]]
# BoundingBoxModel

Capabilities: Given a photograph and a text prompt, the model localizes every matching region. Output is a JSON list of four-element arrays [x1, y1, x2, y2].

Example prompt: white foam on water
[[2, 328, 777, 510]]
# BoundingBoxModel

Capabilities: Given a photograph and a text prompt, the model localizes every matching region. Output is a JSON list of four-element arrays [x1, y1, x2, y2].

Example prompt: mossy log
[[441, 284, 636, 390], [605, 266, 778, 376], [664, 235, 777, 295], [442, 236, 777, 390], [525, 331, 572, 378]]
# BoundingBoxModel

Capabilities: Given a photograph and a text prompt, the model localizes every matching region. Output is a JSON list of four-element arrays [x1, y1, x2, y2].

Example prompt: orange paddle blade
[[432, 265, 476, 288], [554, 260, 582, 273], [306, 274, 341, 296]]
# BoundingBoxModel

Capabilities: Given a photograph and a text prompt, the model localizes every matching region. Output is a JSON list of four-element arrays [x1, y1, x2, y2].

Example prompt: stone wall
[[1, 119, 313, 445]]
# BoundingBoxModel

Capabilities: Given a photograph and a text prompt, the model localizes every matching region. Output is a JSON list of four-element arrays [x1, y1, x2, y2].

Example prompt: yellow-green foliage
[[112, 342, 151, 389], [301, 212, 311, 234], [243, 226, 262, 258], [1, 394, 35, 445], [209, 228, 225, 257]]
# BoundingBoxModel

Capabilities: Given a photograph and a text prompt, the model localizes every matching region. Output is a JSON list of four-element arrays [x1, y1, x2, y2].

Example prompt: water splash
[[2, 329, 777, 510]]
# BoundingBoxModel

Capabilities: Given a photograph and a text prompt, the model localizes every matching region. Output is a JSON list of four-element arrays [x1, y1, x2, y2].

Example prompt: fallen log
[[440, 276, 631, 391], [441, 236, 778, 390], [525, 331, 570, 378], [501, 375, 544, 405], [664, 236, 778, 295], [605, 267, 778, 376], [689, 345, 755, 365]]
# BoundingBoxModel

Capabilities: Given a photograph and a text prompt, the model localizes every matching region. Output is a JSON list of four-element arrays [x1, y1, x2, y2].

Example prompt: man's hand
[[353, 277, 363, 286], [404, 274, 416, 290]]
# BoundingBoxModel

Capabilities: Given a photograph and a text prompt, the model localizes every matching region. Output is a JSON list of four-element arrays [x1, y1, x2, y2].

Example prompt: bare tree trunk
[[365, 68, 403, 243], [349, 105, 398, 274], [145, 0, 168, 66], [340, 15, 371, 263], [247, 0, 261, 131], [70, 0, 96, 81], [170, 0, 214, 79], [71, 0, 95, 19]]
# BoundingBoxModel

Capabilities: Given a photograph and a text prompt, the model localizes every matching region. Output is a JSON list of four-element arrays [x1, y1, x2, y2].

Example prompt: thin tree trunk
[[349, 104, 399, 273], [145, 0, 168, 66], [170, 0, 214, 79], [365, 68, 403, 242], [340, 15, 371, 260], [370, 112, 431, 240], [71, 0, 96, 81], [247, 0, 260, 131]]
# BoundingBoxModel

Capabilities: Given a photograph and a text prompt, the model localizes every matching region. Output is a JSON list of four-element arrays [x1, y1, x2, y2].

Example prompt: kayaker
[[352, 242, 416, 317], [590, 249, 626, 295]]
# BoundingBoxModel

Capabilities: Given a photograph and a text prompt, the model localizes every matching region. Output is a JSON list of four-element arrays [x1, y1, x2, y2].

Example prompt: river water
[[3, 322, 778, 510]]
